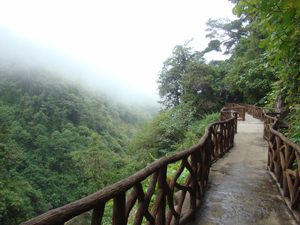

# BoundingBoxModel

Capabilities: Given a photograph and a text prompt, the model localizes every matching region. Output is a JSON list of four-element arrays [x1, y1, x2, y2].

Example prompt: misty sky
[[0, 0, 237, 96]]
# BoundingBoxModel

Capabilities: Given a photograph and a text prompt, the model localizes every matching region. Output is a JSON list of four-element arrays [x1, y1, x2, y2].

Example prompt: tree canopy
[[0, 63, 156, 224], [229, 0, 300, 138]]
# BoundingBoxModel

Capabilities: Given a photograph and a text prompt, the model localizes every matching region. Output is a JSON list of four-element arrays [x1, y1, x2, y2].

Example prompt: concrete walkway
[[187, 113, 297, 225]]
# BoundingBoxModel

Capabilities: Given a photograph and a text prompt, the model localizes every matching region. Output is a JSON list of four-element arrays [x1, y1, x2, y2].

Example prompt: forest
[[1, 0, 300, 224], [0, 63, 159, 224]]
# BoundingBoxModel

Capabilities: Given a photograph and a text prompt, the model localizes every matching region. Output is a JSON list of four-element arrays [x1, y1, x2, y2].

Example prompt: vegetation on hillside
[[0, 64, 156, 224], [2, 0, 300, 223]]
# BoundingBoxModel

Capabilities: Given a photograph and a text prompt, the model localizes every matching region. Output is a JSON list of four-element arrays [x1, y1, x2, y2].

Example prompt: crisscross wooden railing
[[263, 113, 278, 140], [224, 103, 245, 120], [220, 107, 238, 133], [267, 114, 300, 222], [243, 103, 300, 222], [239, 103, 264, 120], [21, 113, 237, 225], [237, 104, 280, 140]]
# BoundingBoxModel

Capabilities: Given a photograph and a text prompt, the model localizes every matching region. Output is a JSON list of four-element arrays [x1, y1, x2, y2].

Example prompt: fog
[[0, 26, 160, 107], [0, 0, 238, 108]]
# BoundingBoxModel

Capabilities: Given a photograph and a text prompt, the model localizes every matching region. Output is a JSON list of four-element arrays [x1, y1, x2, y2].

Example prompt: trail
[[187, 113, 296, 225]]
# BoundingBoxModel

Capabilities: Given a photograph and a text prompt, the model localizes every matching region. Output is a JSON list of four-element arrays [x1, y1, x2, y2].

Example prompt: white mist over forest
[[0, 26, 160, 107], [0, 0, 237, 107]]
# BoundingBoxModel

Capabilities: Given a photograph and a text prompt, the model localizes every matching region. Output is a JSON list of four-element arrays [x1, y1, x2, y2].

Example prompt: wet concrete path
[[187, 113, 297, 225]]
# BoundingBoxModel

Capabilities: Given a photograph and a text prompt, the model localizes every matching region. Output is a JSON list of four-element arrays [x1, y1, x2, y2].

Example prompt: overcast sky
[[0, 0, 237, 96]]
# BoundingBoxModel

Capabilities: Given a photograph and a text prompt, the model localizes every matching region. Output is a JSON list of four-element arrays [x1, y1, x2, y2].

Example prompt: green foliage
[[71, 132, 109, 193], [130, 104, 196, 162], [287, 103, 300, 144], [0, 126, 45, 224], [232, 0, 300, 62], [227, 52, 276, 104], [181, 62, 228, 116], [204, 14, 277, 104], [130, 102, 220, 163], [157, 40, 228, 114], [139, 45, 224, 158], [167, 162, 189, 185], [0, 64, 156, 223], [181, 112, 220, 150], [231, 0, 300, 135], [204, 17, 248, 54], [157, 39, 205, 108]]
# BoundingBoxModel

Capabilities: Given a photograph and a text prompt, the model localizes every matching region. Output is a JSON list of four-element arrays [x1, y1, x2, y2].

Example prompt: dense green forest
[[1, 0, 300, 223], [0, 63, 158, 224], [0, 60, 221, 224]]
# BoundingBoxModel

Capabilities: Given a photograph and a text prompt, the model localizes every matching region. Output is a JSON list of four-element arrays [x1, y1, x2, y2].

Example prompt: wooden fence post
[[156, 166, 167, 224], [91, 203, 105, 225], [113, 192, 126, 225]]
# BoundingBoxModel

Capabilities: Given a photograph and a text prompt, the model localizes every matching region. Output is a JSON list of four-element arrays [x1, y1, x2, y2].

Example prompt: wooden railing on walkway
[[239, 103, 267, 121], [242, 103, 300, 222], [267, 114, 300, 222], [237, 103, 281, 140], [21, 112, 238, 225], [224, 103, 245, 121], [238, 103, 264, 120], [220, 107, 238, 133]]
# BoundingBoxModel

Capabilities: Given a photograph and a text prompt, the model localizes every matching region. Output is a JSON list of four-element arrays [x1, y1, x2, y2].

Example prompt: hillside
[[0, 57, 158, 224]]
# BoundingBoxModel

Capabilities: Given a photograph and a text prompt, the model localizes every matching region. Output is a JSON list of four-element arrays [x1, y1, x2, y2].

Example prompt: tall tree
[[203, 11, 277, 104], [231, 0, 300, 134], [204, 17, 248, 55], [157, 40, 204, 108], [225, 19, 276, 104], [181, 62, 226, 116]]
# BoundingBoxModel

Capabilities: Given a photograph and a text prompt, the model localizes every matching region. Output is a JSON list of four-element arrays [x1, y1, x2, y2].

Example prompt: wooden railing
[[238, 103, 253, 115], [21, 113, 237, 225], [244, 103, 300, 222], [224, 103, 245, 121], [238, 104, 281, 136], [220, 107, 238, 133], [238, 103, 264, 121], [267, 114, 300, 222], [263, 114, 278, 140]]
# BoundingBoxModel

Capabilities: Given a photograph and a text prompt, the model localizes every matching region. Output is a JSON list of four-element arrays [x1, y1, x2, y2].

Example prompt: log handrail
[[224, 103, 245, 121], [21, 112, 238, 225], [267, 114, 300, 222], [238, 103, 278, 122], [263, 113, 278, 140], [220, 107, 238, 133], [244, 103, 300, 222]]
